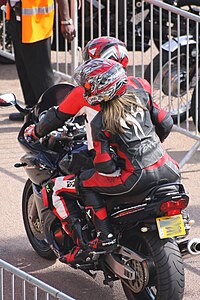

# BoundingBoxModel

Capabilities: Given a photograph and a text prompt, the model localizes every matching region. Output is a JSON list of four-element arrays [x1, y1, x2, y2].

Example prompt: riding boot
[[60, 216, 89, 265], [61, 216, 87, 249], [78, 188, 117, 253], [86, 206, 117, 253]]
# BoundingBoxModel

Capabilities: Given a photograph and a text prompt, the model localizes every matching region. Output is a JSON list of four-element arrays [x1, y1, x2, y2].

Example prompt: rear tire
[[22, 179, 57, 260], [121, 231, 185, 300]]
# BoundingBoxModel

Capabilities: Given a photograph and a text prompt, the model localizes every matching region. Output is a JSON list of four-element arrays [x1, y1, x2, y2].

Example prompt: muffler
[[178, 238, 200, 259]]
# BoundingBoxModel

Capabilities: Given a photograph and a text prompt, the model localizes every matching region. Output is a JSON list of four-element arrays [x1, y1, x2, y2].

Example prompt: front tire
[[121, 231, 185, 300], [22, 179, 57, 260]]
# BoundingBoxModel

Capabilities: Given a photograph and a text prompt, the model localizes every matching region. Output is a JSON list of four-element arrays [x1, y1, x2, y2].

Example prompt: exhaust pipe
[[178, 238, 200, 259]]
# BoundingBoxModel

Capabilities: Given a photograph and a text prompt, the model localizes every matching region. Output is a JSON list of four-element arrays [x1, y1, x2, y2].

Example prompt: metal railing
[[143, 0, 200, 167], [0, 259, 75, 300]]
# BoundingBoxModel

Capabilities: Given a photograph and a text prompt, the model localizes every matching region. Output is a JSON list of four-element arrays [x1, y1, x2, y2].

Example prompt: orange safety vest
[[6, 0, 54, 43]]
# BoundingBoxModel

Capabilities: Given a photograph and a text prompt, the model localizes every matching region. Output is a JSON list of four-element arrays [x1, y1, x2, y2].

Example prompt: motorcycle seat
[[106, 188, 153, 210], [106, 183, 180, 211]]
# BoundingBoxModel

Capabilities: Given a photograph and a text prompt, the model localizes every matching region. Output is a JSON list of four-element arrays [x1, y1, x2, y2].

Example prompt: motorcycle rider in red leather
[[24, 37, 176, 265]]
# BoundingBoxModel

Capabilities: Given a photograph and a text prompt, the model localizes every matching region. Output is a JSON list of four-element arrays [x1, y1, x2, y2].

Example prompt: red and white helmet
[[73, 58, 128, 106], [82, 36, 129, 68]]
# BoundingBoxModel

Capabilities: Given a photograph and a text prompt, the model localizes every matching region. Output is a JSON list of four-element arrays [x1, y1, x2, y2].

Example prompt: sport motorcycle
[[1, 85, 200, 300]]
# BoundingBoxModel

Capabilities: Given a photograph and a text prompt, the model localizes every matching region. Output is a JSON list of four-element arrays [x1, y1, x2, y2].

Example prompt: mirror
[[0, 93, 16, 107]]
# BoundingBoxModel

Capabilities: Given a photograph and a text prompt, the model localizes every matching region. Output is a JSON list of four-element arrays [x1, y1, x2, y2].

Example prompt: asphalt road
[[0, 62, 200, 300]]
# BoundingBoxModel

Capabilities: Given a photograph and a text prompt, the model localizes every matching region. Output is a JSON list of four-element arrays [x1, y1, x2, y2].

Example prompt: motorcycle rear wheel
[[22, 179, 57, 260], [144, 46, 196, 124], [121, 231, 184, 300]]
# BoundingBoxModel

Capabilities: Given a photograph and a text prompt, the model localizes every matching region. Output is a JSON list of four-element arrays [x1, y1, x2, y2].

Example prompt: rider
[[24, 37, 175, 264]]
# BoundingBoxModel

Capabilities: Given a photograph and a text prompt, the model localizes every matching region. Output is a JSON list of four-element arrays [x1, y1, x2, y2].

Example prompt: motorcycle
[[1, 85, 200, 300], [144, 1, 200, 123]]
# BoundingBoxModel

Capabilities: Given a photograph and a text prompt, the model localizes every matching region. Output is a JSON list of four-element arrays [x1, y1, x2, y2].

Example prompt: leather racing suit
[[37, 77, 176, 223]]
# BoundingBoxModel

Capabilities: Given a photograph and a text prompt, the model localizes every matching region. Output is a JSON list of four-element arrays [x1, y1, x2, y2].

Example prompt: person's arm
[[24, 106, 73, 142], [93, 132, 117, 174], [35, 107, 73, 138], [56, 0, 76, 42], [24, 86, 85, 141], [148, 94, 173, 142], [91, 114, 117, 174]]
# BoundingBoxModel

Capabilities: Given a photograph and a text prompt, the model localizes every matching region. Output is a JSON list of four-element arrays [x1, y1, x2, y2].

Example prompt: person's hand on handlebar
[[24, 124, 39, 143]]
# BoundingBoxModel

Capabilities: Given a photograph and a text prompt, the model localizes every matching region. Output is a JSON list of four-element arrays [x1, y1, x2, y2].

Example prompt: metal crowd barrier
[[1, 0, 200, 167], [0, 259, 75, 300], [144, 0, 200, 168]]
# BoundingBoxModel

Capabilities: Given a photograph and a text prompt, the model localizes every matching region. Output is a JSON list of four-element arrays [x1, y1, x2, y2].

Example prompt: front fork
[[31, 184, 47, 228], [31, 184, 57, 242]]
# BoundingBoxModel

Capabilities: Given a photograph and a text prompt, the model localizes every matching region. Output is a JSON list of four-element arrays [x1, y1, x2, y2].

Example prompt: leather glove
[[24, 124, 39, 142]]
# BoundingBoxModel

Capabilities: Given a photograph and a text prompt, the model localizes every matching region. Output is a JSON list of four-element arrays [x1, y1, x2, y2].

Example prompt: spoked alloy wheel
[[22, 179, 57, 260], [144, 46, 196, 124], [121, 231, 185, 300]]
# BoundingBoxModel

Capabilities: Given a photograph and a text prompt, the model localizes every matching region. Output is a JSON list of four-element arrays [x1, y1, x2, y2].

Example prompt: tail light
[[160, 198, 189, 216]]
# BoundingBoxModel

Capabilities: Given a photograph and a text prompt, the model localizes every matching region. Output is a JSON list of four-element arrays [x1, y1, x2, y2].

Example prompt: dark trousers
[[8, 11, 55, 107]]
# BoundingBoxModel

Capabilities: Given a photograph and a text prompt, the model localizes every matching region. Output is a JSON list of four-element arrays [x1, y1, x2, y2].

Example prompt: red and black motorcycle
[[0, 85, 200, 300]]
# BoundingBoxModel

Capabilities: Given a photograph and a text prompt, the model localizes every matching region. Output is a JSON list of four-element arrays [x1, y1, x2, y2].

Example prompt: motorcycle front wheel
[[121, 231, 184, 300], [22, 179, 57, 260], [144, 46, 196, 124]]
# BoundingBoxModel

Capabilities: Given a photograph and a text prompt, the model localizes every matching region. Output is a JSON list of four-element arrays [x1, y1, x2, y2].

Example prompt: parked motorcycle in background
[[1, 88, 200, 300], [51, 0, 198, 51], [144, 1, 200, 123]]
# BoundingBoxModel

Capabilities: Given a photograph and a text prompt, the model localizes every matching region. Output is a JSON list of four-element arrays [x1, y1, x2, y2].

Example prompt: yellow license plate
[[156, 214, 186, 239]]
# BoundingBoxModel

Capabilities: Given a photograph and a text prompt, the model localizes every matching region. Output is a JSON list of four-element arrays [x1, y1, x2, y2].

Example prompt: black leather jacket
[[91, 88, 173, 174]]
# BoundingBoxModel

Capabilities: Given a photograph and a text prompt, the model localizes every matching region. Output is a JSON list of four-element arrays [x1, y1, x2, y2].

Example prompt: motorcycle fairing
[[20, 151, 59, 185], [34, 83, 75, 120]]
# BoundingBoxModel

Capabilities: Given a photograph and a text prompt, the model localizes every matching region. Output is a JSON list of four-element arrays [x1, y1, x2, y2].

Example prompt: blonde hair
[[101, 91, 147, 134]]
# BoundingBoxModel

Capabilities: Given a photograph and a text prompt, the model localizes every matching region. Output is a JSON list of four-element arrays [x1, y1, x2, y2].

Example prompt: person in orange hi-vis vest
[[6, 0, 78, 121]]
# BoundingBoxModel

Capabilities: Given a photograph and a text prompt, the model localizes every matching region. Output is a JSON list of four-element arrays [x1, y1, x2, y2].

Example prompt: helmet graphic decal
[[73, 58, 128, 106], [82, 36, 129, 68]]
